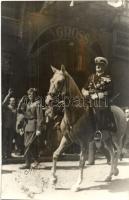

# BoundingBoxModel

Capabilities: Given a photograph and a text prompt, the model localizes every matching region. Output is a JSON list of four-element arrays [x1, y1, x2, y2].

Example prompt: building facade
[[2, 1, 129, 105]]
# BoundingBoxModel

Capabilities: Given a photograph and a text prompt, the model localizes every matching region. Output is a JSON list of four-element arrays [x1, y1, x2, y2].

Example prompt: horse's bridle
[[48, 74, 69, 98]]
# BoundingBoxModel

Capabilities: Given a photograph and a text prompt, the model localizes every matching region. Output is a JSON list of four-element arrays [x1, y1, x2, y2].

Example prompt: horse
[[46, 65, 127, 192]]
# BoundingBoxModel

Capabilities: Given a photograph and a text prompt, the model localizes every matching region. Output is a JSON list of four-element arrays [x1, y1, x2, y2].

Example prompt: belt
[[90, 92, 108, 99], [26, 117, 36, 120]]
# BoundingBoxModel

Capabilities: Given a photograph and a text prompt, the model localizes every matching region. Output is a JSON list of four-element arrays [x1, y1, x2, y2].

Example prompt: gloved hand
[[36, 130, 41, 136], [91, 93, 98, 100], [19, 128, 24, 136], [98, 92, 104, 99], [81, 88, 89, 97]]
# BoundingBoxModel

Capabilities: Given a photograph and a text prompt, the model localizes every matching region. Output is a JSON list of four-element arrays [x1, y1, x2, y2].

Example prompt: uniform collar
[[96, 71, 104, 76]]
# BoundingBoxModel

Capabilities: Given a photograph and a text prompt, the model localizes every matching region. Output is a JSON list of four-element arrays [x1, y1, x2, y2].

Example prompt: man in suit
[[2, 89, 17, 159], [19, 88, 43, 169]]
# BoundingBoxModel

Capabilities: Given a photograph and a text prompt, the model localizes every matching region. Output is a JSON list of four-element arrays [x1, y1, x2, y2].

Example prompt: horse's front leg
[[71, 143, 87, 192], [51, 136, 70, 186]]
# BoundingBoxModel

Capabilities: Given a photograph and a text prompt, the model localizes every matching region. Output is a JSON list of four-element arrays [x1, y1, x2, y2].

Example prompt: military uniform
[[23, 98, 43, 168], [85, 73, 112, 108], [82, 57, 115, 164], [82, 57, 115, 132]]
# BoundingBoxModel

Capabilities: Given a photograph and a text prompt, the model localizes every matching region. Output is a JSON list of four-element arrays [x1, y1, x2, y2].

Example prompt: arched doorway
[[29, 25, 97, 96], [29, 25, 105, 96]]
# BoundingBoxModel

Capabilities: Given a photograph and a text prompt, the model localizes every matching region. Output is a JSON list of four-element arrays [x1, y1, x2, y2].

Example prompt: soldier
[[16, 102, 26, 155], [19, 88, 43, 169], [82, 57, 116, 164]]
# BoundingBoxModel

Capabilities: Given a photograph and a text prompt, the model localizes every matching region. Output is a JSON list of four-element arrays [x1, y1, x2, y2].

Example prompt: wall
[[1, 1, 129, 106]]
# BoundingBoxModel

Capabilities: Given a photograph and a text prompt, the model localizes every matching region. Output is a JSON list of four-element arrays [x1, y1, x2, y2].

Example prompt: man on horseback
[[82, 56, 117, 140], [46, 64, 126, 189]]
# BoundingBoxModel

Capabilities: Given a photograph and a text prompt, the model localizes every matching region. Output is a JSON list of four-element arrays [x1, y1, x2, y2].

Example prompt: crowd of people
[[2, 87, 64, 168], [2, 56, 129, 168]]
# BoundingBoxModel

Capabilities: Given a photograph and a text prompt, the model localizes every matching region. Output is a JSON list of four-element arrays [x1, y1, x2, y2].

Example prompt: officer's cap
[[95, 57, 108, 67]]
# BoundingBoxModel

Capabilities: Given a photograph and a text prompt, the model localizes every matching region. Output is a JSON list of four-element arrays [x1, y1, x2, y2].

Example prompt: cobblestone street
[[1, 158, 129, 200]]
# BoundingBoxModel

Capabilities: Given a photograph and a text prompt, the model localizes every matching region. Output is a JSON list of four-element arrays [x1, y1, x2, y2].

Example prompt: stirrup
[[94, 130, 103, 141]]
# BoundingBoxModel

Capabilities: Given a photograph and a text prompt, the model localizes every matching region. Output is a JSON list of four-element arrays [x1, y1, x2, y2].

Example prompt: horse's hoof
[[113, 168, 119, 176], [50, 184, 56, 190], [51, 176, 57, 185], [71, 185, 80, 192], [105, 176, 112, 182]]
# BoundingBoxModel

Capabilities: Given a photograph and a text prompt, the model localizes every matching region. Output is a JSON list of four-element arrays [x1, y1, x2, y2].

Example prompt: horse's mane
[[65, 71, 83, 98]]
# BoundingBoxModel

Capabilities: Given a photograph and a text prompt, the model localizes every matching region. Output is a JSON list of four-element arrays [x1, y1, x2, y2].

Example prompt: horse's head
[[46, 65, 66, 105]]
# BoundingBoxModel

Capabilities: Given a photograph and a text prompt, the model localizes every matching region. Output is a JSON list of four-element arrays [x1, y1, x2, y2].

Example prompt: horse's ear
[[51, 65, 57, 73], [61, 64, 66, 73]]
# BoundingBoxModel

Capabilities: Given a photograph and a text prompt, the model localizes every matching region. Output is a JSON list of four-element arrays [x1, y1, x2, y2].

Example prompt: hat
[[27, 88, 38, 95], [95, 57, 108, 67]]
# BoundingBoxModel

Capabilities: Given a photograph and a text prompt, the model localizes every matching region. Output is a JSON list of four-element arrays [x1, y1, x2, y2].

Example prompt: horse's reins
[[48, 73, 74, 141]]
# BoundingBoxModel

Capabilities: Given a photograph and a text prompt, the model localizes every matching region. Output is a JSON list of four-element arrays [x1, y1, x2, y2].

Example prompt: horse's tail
[[111, 105, 127, 158], [111, 105, 127, 135]]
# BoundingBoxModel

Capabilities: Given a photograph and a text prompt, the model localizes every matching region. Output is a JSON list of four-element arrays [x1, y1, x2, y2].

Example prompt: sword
[[24, 134, 37, 156], [110, 93, 120, 103]]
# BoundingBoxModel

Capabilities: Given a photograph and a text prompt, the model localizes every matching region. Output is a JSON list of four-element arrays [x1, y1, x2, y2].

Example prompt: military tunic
[[84, 72, 113, 108], [24, 99, 43, 164], [83, 72, 115, 131]]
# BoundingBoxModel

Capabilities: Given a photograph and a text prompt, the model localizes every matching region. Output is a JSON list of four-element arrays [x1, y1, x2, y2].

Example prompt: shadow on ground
[[118, 162, 129, 166], [37, 165, 88, 170], [79, 178, 129, 193], [2, 169, 16, 174]]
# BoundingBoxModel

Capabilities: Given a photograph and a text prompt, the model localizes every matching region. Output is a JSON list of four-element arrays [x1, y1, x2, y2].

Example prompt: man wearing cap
[[82, 57, 116, 164], [19, 88, 43, 169]]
